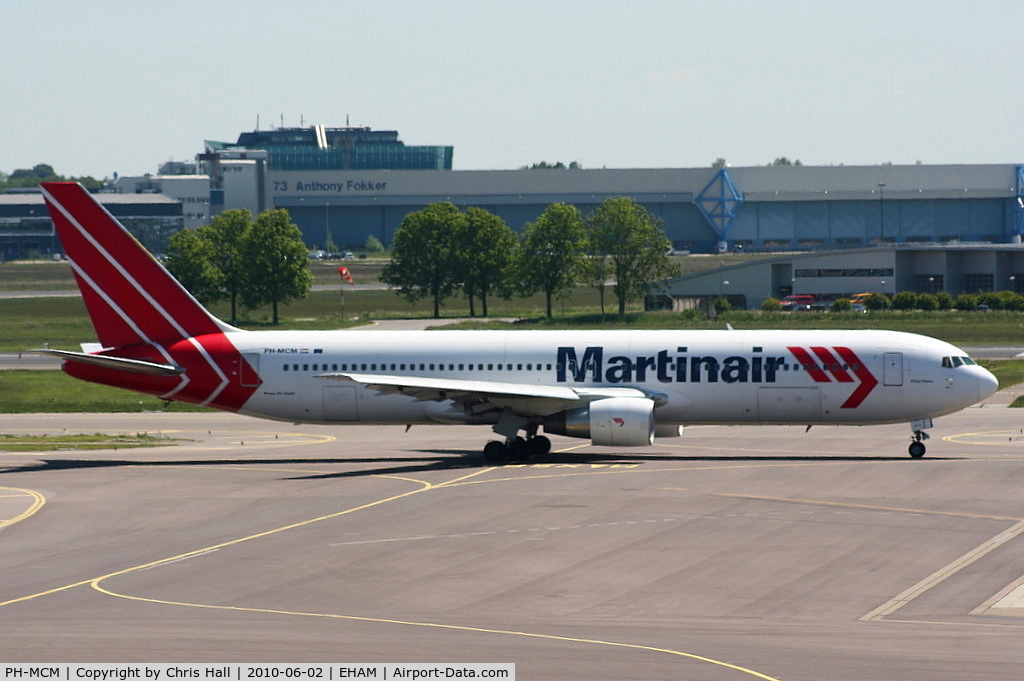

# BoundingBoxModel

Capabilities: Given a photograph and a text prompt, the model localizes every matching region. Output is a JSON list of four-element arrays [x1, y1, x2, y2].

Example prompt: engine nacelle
[[543, 397, 656, 447]]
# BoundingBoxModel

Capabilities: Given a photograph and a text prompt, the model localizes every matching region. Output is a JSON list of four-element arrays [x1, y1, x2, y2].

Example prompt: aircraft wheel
[[528, 435, 551, 456], [507, 436, 530, 461], [483, 441, 508, 464], [908, 441, 926, 459]]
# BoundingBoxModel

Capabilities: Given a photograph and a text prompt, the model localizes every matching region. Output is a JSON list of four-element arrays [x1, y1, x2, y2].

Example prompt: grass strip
[[0, 370, 212, 413], [0, 432, 179, 452]]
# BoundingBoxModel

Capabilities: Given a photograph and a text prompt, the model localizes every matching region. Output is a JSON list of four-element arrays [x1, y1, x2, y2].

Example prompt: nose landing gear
[[909, 418, 932, 458]]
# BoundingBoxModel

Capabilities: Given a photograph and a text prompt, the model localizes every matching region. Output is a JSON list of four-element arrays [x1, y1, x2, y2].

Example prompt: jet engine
[[543, 397, 656, 446]]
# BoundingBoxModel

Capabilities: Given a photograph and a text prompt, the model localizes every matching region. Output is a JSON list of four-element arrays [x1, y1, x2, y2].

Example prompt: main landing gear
[[908, 418, 932, 458], [483, 434, 552, 464], [482, 416, 551, 464]]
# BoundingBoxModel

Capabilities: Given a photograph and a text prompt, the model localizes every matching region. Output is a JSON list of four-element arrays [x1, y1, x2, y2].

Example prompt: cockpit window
[[942, 356, 976, 368]]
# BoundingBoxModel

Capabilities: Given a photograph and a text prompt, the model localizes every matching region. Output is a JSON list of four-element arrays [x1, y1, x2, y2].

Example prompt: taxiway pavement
[[3, 409, 1024, 680]]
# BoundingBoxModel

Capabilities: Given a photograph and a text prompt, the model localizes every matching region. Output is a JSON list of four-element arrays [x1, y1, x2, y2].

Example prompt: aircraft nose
[[977, 366, 999, 402]]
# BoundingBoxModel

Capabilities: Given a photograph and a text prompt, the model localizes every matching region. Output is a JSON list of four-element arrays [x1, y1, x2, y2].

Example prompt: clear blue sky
[[4, 0, 1022, 179]]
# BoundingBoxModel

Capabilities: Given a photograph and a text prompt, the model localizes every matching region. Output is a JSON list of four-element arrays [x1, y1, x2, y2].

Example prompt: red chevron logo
[[786, 346, 878, 408]]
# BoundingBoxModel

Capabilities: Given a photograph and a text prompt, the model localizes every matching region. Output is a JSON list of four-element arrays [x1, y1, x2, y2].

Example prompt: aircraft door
[[883, 352, 903, 386]]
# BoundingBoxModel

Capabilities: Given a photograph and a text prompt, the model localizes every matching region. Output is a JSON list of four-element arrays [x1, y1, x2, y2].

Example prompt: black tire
[[483, 440, 507, 464], [908, 441, 926, 458], [507, 436, 529, 461], [528, 435, 552, 456]]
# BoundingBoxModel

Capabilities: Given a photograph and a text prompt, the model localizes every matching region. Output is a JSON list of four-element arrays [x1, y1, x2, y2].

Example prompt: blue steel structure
[[693, 168, 743, 246]]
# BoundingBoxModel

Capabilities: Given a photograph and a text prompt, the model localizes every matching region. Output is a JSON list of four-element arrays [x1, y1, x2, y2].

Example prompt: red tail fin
[[40, 182, 233, 348]]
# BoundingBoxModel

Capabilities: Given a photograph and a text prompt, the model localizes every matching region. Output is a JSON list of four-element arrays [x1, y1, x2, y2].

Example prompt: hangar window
[[795, 267, 895, 278], [964, 273, 994, 292]]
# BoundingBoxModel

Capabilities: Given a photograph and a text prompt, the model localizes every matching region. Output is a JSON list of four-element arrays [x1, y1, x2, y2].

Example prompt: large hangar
[[651, 244, 1024, 312], [260, 163, 1024, 254]]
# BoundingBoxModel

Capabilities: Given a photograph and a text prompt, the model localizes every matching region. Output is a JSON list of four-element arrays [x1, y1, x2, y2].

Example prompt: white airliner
[[35, 182, 998, 460]]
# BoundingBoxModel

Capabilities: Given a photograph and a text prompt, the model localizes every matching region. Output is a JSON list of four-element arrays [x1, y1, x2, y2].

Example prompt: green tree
[[165, 228, 223, 306], [917, 293, 939, 311], [364, 235, 385, 254], [205, 209, 252, 323], [892, 291, 919, 310], [586, 197, 680, 316], [954, 293, 979, 311], [515, 203, 589, 318], [997, 290, 1024, 311], [240, 209, 313, 324], [585, 249, 614, 318], [0, 164, 102, 192], [863, 292, 892, 310], [761, 297, 783, 311], [978, 291, 1002, 310], [380, 202, 464, 318], [830, 297, 852, 312], [165, 209, 253, 323], [460, 207, 517, 317]]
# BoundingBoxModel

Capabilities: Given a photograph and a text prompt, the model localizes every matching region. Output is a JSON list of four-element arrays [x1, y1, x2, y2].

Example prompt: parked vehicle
[[780, 294, 816, 311]]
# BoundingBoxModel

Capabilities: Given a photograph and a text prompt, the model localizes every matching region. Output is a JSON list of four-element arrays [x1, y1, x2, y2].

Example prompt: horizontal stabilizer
[[30, 348, 185, 376]]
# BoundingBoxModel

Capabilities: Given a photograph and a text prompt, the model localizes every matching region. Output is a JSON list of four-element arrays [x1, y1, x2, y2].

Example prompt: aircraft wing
[[315, 372, 659, 416]]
